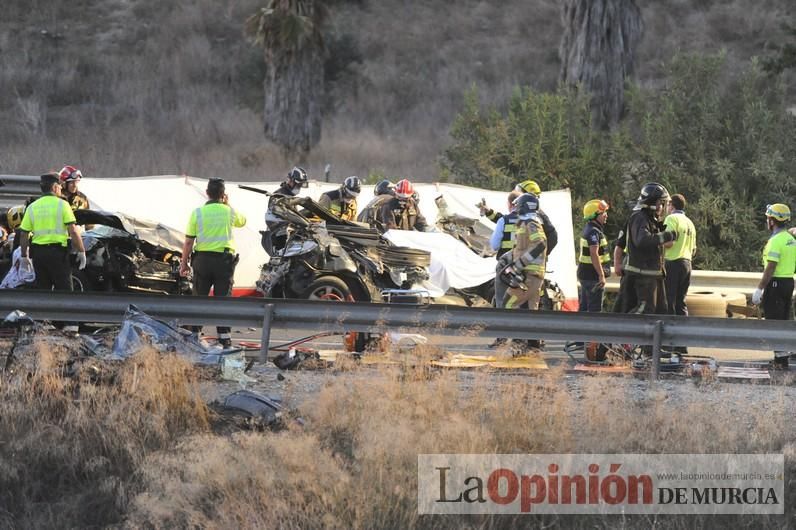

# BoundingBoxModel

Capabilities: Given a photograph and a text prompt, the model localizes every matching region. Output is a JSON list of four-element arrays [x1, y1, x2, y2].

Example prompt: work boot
[[488, 338, 508, 349]]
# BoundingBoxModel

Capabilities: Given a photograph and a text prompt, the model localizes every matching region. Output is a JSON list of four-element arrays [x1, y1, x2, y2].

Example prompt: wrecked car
[[71, 210, 192, 295], [257, 196, 431, 302]]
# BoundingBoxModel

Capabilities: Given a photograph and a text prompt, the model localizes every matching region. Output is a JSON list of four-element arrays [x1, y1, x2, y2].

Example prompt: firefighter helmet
[[342, 176, 361, 197], [515, 179, 541, 195], [637, 182, 670, 206], [513, 193, 540, 221], [375, 179, 394, 196], [394, 179, 414, 199], [287, 166, 308, 188], [583, 199, 609, 220], [6, 205, 25, 231], [765, 203, 791, 222], [59, 165, 83, 183]]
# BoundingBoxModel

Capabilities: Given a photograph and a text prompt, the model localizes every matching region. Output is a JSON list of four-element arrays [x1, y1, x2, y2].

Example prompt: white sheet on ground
[[383, 230, 495, 294]]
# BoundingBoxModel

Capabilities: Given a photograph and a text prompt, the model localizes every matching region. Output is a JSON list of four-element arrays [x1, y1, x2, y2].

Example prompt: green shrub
[[442, 53, 796, 271]]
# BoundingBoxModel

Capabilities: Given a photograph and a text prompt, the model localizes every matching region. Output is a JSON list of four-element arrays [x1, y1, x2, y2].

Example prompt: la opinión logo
[[435, 463, 653, 513]]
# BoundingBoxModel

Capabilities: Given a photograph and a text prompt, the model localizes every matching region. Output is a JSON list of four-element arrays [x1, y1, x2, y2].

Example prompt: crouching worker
[[500, 193, 548, 355], [179, 178, 246, 348]]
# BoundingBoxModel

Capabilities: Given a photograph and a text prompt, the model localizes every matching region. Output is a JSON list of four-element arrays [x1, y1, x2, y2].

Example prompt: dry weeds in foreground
[[0, 343, 209, 528], [128, 366, 795, 529], [0, 340, 793, 527]]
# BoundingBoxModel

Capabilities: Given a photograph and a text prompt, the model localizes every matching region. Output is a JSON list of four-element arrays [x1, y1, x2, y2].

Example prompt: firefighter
[[751, 204, 796, 369], [179, 178, 247, 348], [490, 190, 523, 309], [58, 165, 90, 211], [318, 176, 361, 221], [486, 190, 522, 348], [617, 182, 678, 315], [500, 193, 548, 354], [17, 173, 87, 333], [357, 179, 394, 228], [478, 179, 558, 255], [263, 166, 308, 254], [663, 193, 697, 316], [378, 179, 428, 231], [578, 199, 611, 313]]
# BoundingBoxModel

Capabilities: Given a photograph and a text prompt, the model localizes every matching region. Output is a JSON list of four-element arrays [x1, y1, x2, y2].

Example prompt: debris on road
[[111, 305, 241, 365]]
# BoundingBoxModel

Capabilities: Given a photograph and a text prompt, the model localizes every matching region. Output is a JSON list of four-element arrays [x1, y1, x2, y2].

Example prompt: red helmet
[[59, 165, 83, 183], [394, 179, 414, 199]]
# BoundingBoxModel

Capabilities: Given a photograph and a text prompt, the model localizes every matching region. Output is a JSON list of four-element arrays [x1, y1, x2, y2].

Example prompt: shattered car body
[[72, 210, 191, 295], [258, 196, 431, 302]]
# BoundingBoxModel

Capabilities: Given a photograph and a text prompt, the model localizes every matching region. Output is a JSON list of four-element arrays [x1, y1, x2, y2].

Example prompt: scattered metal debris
[[111, 305, 240, 365], [217, 389, 285, 430]]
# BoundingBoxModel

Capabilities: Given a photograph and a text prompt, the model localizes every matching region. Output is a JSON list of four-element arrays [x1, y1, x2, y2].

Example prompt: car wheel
[[301, 276, 353, 302]]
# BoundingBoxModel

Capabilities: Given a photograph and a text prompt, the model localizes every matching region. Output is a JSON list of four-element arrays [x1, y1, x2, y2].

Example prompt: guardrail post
[[259, 303, 274, 364], [651, 320, 663, 382]]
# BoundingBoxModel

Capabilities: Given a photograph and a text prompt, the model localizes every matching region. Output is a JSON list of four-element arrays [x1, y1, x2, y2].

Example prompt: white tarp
[[79, 177, 577, 304], [383, 230, 496, 295]]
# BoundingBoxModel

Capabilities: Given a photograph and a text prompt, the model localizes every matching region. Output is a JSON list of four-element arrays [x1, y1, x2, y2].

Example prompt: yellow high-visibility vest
[[186, 202, 246, 252], [19, 195, 74, 245]]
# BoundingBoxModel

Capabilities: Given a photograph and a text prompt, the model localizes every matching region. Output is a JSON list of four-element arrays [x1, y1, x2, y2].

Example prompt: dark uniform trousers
[[31, 243, 72, 291], [763, 278, 794, 321], [665, 258, 691, 316], [192, 251, 238, 335], [618, 273, 667, 315]]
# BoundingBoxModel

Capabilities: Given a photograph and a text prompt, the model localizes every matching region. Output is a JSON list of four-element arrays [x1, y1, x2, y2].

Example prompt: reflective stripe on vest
[[497, 212, 519, 256], [517, 221, 546, 276], [194, 205, 234, 249], [578, 235, 610, 265], [623, 264, 663, 277], [28, 196, 68, 244]]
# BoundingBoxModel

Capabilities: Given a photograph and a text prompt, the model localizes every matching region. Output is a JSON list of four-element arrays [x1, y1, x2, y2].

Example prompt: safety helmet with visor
[[513, 193, 540, 221], [583, 199, 609, 220], [394, 179, 414, 200], [765, 203, 791, 222]]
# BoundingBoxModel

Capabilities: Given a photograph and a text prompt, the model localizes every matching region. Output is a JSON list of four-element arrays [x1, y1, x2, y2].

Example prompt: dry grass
[[127, 366, 794, 528], [0, 341, 209, 527], [0, 336, 793, 527]]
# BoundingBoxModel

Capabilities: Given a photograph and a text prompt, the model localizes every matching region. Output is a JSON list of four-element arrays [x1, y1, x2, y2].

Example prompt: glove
[[476, 199, 488, 217], [76, 251, 87, 270], [751, 288, 763, 306], [669, 230, 678, 241]]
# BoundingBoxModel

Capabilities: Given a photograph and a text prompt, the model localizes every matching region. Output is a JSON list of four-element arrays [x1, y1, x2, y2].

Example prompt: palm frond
[[244, 0, 326, 52]]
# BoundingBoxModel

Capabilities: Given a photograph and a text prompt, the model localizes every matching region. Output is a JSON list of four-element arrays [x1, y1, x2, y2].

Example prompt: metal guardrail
[[0, 174, 41, 199], [1, 290, 794, 374]]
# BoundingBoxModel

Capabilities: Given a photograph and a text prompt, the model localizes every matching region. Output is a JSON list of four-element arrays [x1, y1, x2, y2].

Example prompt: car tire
[[685, 291, 727, 318], [301, 276, 353, 302]]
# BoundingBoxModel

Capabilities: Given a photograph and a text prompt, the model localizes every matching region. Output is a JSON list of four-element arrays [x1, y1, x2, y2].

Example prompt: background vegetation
[[443, 53, 796, 270], [1, 0, 793, 179], [0, 0, 794, 269]]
